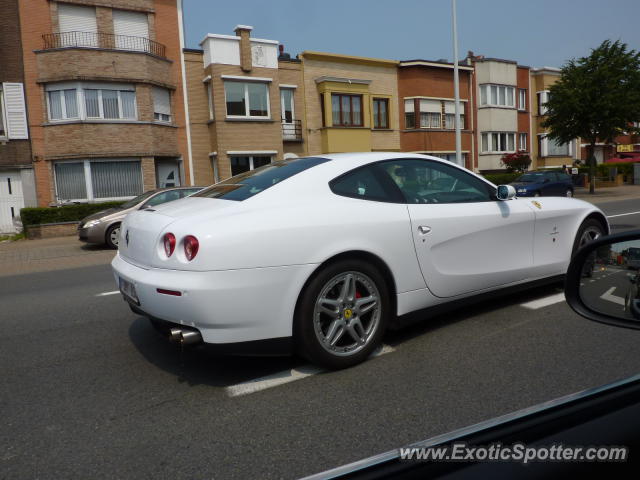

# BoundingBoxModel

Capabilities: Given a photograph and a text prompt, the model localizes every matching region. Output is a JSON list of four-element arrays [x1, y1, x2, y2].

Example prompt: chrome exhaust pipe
[[169, 328, 182, 342], [180, 330, 202, 345]]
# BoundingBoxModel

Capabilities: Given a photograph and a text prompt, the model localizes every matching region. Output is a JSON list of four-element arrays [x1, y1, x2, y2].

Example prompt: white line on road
[[520, 292, 566, 310], [607, 211, 640, 219], [225, 344, 395, 398], [95, 291, 120, 297], [600, 287, 626, 306]]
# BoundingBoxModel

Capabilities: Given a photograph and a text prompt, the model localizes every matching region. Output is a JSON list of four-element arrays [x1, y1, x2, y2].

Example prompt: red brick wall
[[516, 66, 531, 152]]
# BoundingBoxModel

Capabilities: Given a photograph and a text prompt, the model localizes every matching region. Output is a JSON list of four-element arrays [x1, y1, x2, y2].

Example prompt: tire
[[572, 218, 605, 258], [565, 189, 574, 197], [294, 259, 390, 369], [105, 223, 121, 249], [534, 191, 541, 197]]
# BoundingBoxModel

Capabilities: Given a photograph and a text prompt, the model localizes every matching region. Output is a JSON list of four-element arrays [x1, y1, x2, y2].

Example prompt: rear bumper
[[111, 253, 318, 344]]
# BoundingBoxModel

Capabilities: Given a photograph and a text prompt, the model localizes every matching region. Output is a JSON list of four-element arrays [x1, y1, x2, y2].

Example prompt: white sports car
[[112, 153, 608, 369]]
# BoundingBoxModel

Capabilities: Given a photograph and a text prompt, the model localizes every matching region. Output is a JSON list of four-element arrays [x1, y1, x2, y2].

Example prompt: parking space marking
[[226, 345, 395, 398], [607, 211, 640, 219], [520, 293, 566, 310], [96, 291, 120, 297]]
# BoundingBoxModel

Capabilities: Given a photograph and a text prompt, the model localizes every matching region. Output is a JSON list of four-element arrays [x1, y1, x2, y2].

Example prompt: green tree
[[542, 40, 640, 193]]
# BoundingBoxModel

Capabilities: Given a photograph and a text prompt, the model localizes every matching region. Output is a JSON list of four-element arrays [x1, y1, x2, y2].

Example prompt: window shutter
[[2, 83, 28, 140], [57, 4, 97, 33], [113, 10, 149, 38], [404, 99, 414, 113], [419, 99, 441, 113], [153, 87, 171, 115], [444, 101, 459, 114]]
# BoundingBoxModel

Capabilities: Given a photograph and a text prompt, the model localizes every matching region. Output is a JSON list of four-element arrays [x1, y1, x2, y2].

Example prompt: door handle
[[418, 226, 431, 235]]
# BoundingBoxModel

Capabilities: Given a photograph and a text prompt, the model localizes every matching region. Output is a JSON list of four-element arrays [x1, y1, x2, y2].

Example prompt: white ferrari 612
[[112, 153, 608, 369]]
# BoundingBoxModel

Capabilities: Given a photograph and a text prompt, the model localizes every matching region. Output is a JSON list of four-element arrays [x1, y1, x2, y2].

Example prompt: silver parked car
[[78, 186, 204, 248]]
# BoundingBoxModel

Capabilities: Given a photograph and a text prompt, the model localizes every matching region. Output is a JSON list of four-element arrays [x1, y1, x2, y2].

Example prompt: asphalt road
[[2, 197, 640, 479]]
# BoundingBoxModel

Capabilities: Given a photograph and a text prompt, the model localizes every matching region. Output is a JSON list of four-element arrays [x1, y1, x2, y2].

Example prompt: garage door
[[0, 171, 24, 233]]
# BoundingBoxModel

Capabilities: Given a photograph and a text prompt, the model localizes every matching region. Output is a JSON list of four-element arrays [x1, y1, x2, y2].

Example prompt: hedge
[[482, 172, 521, 185], [20, 201, 126, 227]]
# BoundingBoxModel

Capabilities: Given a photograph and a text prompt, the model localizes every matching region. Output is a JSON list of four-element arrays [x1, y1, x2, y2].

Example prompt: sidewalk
[[0, 236, 115, 277], [574, 184, 640, 204]]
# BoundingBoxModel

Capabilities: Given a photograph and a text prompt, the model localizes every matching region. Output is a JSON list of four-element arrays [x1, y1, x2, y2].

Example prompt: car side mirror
[[565, 231, 640, 329], [496, 185, 516, 201]]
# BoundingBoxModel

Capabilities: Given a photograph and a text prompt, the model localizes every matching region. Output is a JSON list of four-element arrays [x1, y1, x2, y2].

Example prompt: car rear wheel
[[105, 223, 121, 249], [294, 259, 390, 369]]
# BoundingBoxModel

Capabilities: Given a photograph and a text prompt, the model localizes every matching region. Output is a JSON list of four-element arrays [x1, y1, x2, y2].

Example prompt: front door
[[156, 160, 181, 188], [0, 171, 24, 233], [380, 158, 535, 298]]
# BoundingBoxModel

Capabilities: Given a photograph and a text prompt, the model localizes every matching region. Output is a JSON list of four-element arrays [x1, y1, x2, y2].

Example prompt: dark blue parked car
[[509, 171, 574, 197]]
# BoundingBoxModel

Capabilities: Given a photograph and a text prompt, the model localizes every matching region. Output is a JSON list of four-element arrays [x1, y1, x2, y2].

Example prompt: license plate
[[119, 277, 140, 305]]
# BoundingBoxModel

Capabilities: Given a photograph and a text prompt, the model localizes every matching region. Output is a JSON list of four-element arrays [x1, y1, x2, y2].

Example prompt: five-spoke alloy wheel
[[295, 259, 389, 369]]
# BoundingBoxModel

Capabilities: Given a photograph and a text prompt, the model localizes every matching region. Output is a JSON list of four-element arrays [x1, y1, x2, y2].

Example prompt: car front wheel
[[294, 259, 390, 369], [105, 223, 121, 249]]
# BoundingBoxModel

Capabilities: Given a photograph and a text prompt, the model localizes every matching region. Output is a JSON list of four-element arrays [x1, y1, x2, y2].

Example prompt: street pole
[[452, 0, 463, 168]]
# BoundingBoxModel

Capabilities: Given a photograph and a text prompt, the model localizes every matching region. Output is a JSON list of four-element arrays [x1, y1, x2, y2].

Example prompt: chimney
[[234, 25, 253, 72]]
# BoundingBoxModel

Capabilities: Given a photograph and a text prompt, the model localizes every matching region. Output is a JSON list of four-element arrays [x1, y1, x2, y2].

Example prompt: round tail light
[[163, 233, 176, 257], [183, 235, 199, 261]]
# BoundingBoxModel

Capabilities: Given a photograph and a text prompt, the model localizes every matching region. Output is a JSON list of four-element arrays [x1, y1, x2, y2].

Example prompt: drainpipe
[[177, 0, 195, 186]]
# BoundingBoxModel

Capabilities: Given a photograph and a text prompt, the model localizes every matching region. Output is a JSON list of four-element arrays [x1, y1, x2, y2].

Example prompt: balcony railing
[[282, 119, 302, 141], [42, 31, 166, 58]]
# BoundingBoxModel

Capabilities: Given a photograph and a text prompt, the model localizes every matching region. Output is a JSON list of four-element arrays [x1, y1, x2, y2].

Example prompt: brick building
[[185, 26, 307, 183], [0, 0, 36, 232], [15, 0, 189, 207], [397, 59, 474, 170]]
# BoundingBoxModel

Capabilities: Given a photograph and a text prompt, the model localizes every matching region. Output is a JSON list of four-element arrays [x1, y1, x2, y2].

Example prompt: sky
[[183, 0, 640, 69]]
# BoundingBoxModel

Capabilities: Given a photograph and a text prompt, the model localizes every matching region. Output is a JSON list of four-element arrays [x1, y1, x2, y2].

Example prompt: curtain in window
[[404, 99, 415, 129], [378, 100, 387, 128], [55, 162, 87, 200], [248, 83, 268, 116], [481, 134, 488, 152], [280, 89, 293, 122], [548, 138, 569, 156], [490, 86, 498, 105], [352, 96, 361, 125], [225, 83, 245, 116], [49, 91, 63, 119], [120, 91, 136, 118], [332, 95, 341, 125], [341, 96, 352, 125], [84, 89, 100, 117], [480, 85, 487, 105], [64, 90, 78, 118], [102, 90, 119, 119], [91, 161, 142, 198]]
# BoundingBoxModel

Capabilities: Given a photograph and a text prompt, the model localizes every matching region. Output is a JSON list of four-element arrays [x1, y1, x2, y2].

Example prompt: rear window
[[193, 157, 330, 201]]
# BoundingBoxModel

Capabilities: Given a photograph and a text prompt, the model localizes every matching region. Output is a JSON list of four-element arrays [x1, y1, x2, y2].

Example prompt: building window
[[229, 155, 273, 176], [479, 84, 515, 107], [46, 82, 136, 121], [542, 136, 571, 156], [224, 81, 269, 119], [372, 98, 389, 129], [404, 99, 415, 129], [205, 82, 214, 120], [518, 89, 527, 111], [331, 93, 362, 127], [153, 86, 171, 122], [0, 87, 6, 139], [427, 153, 467, 165], [320, 94, 326, 127], [280, 88, 294, 122], [419, 99, 441, 128], [537, 91, 550, 115], [444, 101, 465, 129], [54, 159, 143, 202], [519, 132, 528, 151], [481, 132, 516, 153]]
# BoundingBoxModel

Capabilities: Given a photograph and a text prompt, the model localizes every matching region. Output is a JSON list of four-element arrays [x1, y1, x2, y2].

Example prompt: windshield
[[193, 156, 330, 201], [517, 173, 546, 183], [119, 190, 157, 209]]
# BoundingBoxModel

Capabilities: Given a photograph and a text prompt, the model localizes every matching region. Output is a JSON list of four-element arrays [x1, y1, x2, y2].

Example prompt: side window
[[379, 159, 494, 204], [330, 166, 401, 203]]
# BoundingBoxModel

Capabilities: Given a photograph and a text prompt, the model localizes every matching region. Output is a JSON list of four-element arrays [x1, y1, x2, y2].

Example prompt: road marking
[[520, 292, 566, 310], [96, 291, 120, 297], [607, 211, 640, 219], [225, 344, 395, 398], [600, 287, 625, 306]]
